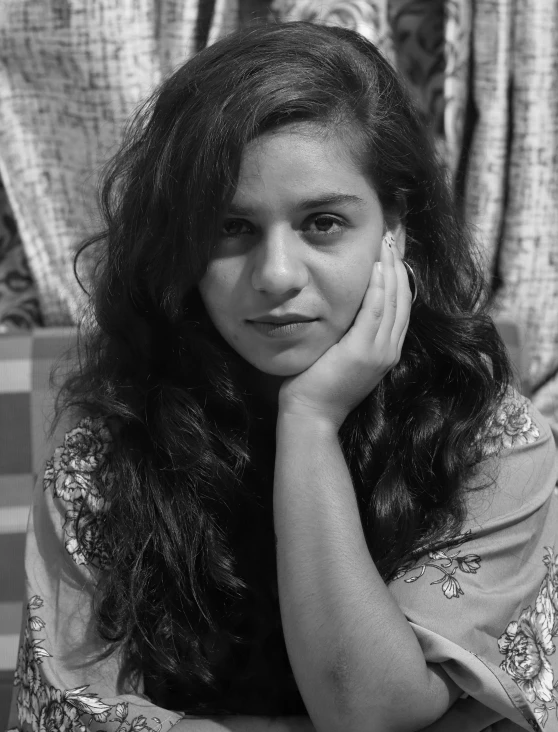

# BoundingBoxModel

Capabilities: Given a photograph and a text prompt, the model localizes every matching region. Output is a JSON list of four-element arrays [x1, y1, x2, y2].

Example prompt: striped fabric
[[0, 327, 76, 679], [0, 320, 526, 726]]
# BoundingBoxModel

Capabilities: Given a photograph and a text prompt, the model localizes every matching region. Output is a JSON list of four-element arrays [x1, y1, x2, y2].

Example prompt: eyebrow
[[226, 193, 368, 216]]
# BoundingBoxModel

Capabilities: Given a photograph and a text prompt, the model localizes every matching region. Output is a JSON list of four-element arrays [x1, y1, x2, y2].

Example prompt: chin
[[256, 365, 307, 377], [249, 353, 319, 377]]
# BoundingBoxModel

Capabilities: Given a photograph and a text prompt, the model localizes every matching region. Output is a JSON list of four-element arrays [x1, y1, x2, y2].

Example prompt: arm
[[171, 717, 315, 732], [270, 238, 460, 732], [273, 414, 461, 732], [169, 701, 499, 732], [419, 698, 502, 732]]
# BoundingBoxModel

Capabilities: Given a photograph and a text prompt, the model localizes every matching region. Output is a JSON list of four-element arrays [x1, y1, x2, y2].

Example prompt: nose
[[250, 227, 309, 295]]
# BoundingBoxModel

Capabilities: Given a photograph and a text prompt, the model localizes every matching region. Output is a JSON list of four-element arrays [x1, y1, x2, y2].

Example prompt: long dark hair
[[56, 20, 511, 715]]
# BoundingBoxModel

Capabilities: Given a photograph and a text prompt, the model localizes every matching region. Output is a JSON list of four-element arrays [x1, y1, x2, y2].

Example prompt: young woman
[[8, 20, 558, 732]]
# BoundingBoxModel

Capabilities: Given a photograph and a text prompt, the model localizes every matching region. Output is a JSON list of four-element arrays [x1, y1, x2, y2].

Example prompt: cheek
[[329, 264, 374, 327], [198, 265, 248, 350], [198, 265, 233, 318]]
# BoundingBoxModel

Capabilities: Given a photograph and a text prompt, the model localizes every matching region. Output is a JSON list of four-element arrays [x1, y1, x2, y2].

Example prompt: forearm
[[419, 698, 502, 732], [273, 414, 457, 732], [172, 716, 314, 732]]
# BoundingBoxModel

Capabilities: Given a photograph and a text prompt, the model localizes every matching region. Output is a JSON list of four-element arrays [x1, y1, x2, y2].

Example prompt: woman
[[8, 20, 558, 732]]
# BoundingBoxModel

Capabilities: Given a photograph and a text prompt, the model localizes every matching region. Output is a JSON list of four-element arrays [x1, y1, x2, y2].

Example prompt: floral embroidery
[[482, 390, 540, 458], [10, 594, 176, 732], [392, 535, 481, 599], [498, 548, 558, 728], [391, 394, 538, 594], [43, 417, 113, 569]]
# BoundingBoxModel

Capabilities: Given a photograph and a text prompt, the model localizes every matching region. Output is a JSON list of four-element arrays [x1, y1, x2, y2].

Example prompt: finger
[[396, 314, 410, 357], [348, 260, 385, 345], [392, 251, 412, 353], [374, 235, 398, 344], [396, 312, 410, 354]]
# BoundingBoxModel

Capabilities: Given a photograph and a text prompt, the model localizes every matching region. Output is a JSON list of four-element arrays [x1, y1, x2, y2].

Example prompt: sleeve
[[388, 393, 558, 732], [6, 417, 186, 732]]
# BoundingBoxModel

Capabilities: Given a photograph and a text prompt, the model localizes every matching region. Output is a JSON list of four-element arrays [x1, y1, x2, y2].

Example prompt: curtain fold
[[464, 0, 558, 434], [443, 0, 471, 179], [463, 0, 514, 273], [495, 0, 558, 386]]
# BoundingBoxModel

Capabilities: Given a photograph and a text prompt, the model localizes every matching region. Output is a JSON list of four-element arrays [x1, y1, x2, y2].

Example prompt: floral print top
[[6, 391, 558, 732]]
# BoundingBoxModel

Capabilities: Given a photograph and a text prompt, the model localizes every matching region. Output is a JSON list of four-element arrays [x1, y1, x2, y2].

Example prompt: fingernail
[[383, 233, 394, 249], [376, 261, 384, 274]]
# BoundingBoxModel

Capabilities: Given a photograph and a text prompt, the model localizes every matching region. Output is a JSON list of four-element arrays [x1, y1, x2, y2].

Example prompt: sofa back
[[0, 327, 76, 680]]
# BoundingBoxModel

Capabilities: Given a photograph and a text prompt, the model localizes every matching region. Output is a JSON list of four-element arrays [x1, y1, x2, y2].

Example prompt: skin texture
[[198, 122, 404, 402]]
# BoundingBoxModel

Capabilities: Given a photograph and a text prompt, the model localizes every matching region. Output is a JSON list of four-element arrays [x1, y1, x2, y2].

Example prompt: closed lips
[[249, 316, 316, 323]]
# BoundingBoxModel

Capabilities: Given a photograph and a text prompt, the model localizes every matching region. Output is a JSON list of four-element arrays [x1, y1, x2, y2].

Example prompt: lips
[[250, 320, 315, 325], [248, 316, 316, 324], [248, 319, 316, 338]]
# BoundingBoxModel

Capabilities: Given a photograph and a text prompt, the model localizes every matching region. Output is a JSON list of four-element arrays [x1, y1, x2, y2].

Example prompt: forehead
[[231, 123, 375, 208]]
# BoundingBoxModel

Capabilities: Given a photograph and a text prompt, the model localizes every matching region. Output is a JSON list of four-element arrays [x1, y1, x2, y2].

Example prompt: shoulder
[[41, 415, 114, 569], [480, 388, 544, 458], [465, 389, 558, 532], [389, 389, 558, 625]]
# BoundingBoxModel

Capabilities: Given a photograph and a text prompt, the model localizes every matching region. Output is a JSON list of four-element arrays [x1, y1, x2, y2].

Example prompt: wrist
[[276, 406, 341, 436]]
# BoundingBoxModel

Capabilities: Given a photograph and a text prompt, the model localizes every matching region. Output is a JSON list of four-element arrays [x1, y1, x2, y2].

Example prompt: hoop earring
[[403, 261, 418, 305]]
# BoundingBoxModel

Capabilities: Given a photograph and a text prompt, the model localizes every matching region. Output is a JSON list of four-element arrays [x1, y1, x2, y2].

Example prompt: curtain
[[0, 0, 239, 326], [1, 0, 557, 434], [0, 177, 42, 331], [271, 0, 558, 436], [466, 0, 558, 437]]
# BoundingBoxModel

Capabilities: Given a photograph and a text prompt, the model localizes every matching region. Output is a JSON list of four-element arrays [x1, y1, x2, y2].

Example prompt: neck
[[242, 364, 283, 418]]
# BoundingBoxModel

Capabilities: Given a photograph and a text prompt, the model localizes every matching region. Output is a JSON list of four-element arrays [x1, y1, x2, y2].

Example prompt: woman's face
[[198, 123, 399, 378]]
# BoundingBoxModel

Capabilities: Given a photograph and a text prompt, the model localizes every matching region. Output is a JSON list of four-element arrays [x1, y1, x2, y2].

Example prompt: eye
[[220, 219, 253, 238], [219, 215, 347, 240], [305, 215, 346, 237]]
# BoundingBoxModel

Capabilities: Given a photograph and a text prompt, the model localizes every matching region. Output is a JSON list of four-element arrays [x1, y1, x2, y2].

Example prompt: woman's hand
[[278, 235, 412, 431]]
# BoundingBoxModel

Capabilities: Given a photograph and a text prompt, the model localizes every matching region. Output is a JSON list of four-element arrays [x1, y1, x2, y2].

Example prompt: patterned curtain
[[0, 178, 43, 331], [466, 0, 558, 437], [0, 0, 239, 328]]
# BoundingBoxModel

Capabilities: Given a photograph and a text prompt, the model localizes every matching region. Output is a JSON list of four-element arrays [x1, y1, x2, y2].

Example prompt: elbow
[[321, 698, 444, 732], [316, 654, 446, 732]]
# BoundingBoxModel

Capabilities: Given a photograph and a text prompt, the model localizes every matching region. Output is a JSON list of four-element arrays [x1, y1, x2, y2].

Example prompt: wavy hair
[[55, 20, 512, 715]]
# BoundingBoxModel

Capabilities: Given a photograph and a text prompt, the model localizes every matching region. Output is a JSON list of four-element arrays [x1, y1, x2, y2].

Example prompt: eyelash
[[220, 215, 347, 240]]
